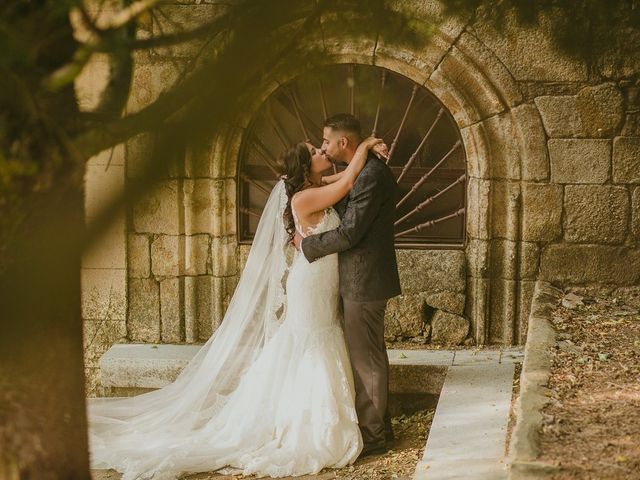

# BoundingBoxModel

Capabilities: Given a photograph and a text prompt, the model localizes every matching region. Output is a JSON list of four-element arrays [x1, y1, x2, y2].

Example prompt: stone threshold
[[97, 343, 523, 395]]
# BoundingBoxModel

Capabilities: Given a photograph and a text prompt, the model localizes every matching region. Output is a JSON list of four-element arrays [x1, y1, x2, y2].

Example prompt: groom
[[293, 113, 402, 457]]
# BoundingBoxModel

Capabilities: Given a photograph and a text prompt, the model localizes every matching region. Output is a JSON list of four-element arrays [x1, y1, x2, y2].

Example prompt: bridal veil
[[87, 179, 293, 474]]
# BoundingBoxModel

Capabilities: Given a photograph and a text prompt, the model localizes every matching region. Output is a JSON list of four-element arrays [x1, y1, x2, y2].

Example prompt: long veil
[[87, 179, 293, 474]]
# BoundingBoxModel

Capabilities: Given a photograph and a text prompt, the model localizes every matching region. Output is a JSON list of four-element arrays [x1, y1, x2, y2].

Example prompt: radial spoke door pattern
[[238, 64, 466, 249]]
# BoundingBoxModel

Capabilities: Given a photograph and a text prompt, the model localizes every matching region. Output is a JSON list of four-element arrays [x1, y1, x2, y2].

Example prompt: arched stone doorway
[[194, 31, 548, 347]]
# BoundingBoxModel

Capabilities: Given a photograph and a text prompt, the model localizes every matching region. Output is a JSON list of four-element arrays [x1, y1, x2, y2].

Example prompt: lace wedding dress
[[87, 180, 363, 480]]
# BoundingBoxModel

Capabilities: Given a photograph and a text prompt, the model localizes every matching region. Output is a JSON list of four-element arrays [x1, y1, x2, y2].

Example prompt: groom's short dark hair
[[324, 113, 361, 138]]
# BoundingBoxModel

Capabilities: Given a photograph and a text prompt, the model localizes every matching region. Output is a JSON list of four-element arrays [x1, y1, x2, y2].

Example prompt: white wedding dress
[[87, 180, 363, 480]]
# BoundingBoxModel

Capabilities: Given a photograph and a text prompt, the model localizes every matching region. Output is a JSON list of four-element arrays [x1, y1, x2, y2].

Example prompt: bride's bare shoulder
[[291, 188, 315, 207]]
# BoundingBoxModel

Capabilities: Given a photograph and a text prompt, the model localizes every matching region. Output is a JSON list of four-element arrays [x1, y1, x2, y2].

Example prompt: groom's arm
[[300, 170, 382, 263]]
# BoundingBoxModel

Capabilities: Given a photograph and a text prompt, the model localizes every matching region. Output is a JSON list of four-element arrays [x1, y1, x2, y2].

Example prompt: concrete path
[[410, 348, 522, 480]]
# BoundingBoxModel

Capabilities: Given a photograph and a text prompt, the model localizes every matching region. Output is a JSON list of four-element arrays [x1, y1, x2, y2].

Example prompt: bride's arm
[[321, 170, 345, 185], [292, 137, 382, 216]]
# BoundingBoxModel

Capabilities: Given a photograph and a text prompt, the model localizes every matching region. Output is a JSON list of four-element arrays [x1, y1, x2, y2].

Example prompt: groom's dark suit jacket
[[301, 152, 402, 302]]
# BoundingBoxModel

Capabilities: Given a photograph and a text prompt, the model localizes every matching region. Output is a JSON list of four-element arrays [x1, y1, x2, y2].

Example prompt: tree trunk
[[0, 179, 90, 478]]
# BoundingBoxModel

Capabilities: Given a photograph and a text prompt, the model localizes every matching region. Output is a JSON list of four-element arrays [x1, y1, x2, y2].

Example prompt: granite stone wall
[[77, 1, 640, 395]]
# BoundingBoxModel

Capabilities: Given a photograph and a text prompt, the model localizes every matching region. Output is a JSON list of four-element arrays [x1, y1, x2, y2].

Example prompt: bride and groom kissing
[[87, 113, 403, 479]]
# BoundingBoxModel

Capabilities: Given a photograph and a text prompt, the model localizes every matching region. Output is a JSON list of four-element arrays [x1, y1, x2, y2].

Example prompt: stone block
[[482, 113, 521, 180], [576, 83, 624, 138], [490, 180, 521, 240], [540, 244, 640, 285], [633, 187, 640, 239], [429, 45, 505, 127], [210, 276, 239, 338], [464, 276, 489, 344], [385, 294, 428, 338], [520, 242, 541, 280], [454, 32, 523, 108], [127, 60, 185, 113], [149, 4, 225, 58], [127, 234, 150, 278], [84, 367, 103, 398], [81, 268, 127, 321], [238, 245, 251, 275], [186, 234, 210, 276], [151, 235, 180, 277], [549, 139, 611, 184], [83, 320, 127, 369], [125, 133, 155, 179], [470, 8, 588, 81], [160, 277, 182, 343], [430, 310, 469, 346], [82, 212, 126, 269], [84, 163, 125, 219], [491, 239, 517, 279], [210, 235, 238, 276], [511, 103, 549, 181], [184, 276, 214, 343], [184, 179, 236, 236], [396, 249, 466, 294], [321, 10, 377, 63], [376, 1, 467, 83], [461, 122, 489, 180], [465, 239, 490, 278], [613, 137, 640, 184], [186, 126, 241, 180], [518, 280, 536, 344], [424, 292, 465, 315], [132, 180, 180, 234], [488, 278, 517, 344], [466, 178, 491, 239], [534, 95, 581, 137], [521, 182, 563, 241], [564, 185, 629, 244], [128, 278, 160, 342]]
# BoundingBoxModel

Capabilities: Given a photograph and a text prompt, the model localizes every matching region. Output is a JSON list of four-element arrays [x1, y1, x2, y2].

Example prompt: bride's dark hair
[[277, 142, 312, 243]]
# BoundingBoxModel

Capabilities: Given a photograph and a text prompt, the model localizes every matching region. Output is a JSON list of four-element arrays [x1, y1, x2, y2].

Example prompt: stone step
[[413, 359, 519, 480], [97, 344, 469, 397]]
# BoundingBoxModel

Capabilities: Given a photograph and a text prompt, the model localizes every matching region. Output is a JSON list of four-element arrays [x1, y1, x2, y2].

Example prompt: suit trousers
[[342, 297, 392, 447]]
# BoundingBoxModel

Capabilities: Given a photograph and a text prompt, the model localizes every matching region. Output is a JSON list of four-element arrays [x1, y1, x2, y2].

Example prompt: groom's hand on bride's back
[[292, 231, 303, 251]]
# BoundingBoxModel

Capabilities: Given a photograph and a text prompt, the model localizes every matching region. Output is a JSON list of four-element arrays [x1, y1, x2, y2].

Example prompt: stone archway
[[195, 18, 549, 346]]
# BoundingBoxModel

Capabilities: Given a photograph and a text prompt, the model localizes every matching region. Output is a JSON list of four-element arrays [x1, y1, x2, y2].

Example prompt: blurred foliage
[[0, 0, 427, 265], [0, 1, 638, 475], [442, 0, 640, 62], [0, 1, 638, 240], [0, 0, 638, 262]]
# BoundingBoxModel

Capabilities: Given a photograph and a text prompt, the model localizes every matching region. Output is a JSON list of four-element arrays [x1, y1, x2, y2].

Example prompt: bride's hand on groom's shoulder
[[370, 138, 389, 161]]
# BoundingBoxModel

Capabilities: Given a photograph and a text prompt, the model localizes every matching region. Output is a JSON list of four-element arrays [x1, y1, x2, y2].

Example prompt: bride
[[86, 135, 385, 479]]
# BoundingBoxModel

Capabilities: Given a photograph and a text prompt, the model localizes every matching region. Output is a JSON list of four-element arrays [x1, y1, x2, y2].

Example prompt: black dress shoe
[[358, 442, 388, 459]]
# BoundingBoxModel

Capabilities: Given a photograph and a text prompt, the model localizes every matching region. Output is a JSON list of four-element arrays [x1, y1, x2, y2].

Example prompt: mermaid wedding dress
[[87, 180, 363, 479]]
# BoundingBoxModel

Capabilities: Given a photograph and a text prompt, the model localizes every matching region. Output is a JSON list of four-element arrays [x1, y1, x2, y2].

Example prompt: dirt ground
[[537, 286, 640, 479]]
